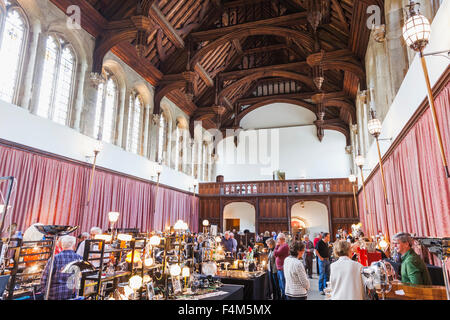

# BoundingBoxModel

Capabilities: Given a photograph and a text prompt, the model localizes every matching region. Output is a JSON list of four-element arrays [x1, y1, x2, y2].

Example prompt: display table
[[385, 281, 447, 300], [200, 284, 244, 300], [216, 270, 268, 300]]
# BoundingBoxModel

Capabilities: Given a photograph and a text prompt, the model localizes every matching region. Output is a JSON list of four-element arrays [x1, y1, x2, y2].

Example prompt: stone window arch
[[94, 68, 119, 144], [36, 33, 77, 126], [0, 1, 29, 105]]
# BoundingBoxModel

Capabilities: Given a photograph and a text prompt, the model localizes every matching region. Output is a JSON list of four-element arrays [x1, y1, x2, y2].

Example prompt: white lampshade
[[94, 234, 112, 242], [379, 239, 389, 250], [174, 220, 186, 231], [355, 155, 365, 167], [117, 233, 132, 241], [143, 275, 151, 283], [93, 139, 104, 153], [129, 275, 143, 290], [403, 14, 431, 51], [170, 264, 181, 277], [368, 118, 382, 136], [182, 266, 190, 278], [108, 211, 120, 223], [202, 219, 209, 227], [144, 257, 154, 267], [149, 235, 161, 246], [348, 174, 357, 183], [0, 204, 11, 214], [215, 236, 222, 243], [154, 163, 163, 175]]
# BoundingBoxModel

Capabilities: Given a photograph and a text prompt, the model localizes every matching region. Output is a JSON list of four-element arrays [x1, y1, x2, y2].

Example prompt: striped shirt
[[283, 256, 310, 297]]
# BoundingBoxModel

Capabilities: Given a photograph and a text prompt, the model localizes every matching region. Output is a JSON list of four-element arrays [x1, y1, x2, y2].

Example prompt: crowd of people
[[8, 223, 434, 301], [264, 231, 433, 300]]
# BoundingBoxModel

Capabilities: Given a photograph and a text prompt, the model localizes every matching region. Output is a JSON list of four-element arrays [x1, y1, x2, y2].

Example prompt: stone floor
[[307, 259, 326, 301]]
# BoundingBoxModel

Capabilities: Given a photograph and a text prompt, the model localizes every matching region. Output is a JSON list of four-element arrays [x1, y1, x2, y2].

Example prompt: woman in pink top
[[273, 233, 289, 299]]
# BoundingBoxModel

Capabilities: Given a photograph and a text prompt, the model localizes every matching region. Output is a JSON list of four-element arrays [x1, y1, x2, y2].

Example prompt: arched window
[[94, 70, 118, 143], [158, 112, 169, 164], [0, 3, 27, 104], [202, 141, 208, 181], [127, 92, 143, 154], [36, 34, 76, 125]]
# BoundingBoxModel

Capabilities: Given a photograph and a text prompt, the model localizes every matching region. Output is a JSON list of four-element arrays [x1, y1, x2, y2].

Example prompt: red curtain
[[358, 83, 450, 240], [0, 145, 199, 235]]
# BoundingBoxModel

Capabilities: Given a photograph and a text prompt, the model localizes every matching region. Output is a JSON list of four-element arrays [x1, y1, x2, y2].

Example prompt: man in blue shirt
[[41, 235, 83, 300]]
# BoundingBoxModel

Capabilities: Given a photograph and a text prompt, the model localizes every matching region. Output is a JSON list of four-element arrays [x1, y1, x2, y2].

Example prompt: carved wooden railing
[[199, 178, 353, 196]]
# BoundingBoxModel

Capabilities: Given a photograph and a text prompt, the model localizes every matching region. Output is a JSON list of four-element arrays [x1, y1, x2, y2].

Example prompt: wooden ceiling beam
[[190, 12, 308, 42], [149, 3, 184, 48], [194, 62, 214, 87], [220, 61, 309, 81]]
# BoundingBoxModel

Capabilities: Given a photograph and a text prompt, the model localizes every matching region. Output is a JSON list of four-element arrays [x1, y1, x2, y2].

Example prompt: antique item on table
[[62, 260, 96, 299], [414, 237, 450, 299], [201, 261, 217, 276], [362, 260, 395, 299]]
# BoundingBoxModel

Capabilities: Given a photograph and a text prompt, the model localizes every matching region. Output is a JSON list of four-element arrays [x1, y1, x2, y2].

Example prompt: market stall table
[[216, 270, 268, 300], [385, 281, 447, 300]]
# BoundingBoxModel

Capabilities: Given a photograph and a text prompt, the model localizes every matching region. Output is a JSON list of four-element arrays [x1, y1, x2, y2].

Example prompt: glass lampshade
[[348, 174, 357, 183], [368, 118, 382, 136], [182, 266, 190, 278], [170, 264, 181, 277], [402, 14, 431, 51], [202, 219, 209, 227], [144, 257, 154, 267], [129, 275, 143, 290], [355, 155, 365, 167], [174, 220, 185, 231], [117, 233, 132, 241], [108, 211, 120, 223], [149, 235, 161, 246], [93, 139, 104, 153], [154, 163, 163, 175]]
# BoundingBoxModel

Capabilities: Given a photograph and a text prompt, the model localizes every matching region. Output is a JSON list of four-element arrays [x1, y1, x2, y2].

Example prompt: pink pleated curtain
[[358, 83, 450, 240], [0, 146, 199, 235]]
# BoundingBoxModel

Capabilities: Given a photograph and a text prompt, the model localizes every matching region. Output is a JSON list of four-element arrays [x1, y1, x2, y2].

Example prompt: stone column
[[18, 24, 40, 111], [80, 77, 99, 138], [71, 61, 87, 131], [29, 30, 48, 115], [142, 104, 150, 157], [116, 86, 127, 148]]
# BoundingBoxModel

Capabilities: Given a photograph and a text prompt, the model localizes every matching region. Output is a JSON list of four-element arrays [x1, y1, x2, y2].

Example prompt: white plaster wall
[[223, 202, 256, 233], [0, 101, 195, 192], [360, 1, 450, 184], [215, 107, 351, 181], [291, 201, 329, 236]]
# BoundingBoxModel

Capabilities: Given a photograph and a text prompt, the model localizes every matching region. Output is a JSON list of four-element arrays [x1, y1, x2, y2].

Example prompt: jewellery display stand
[[1, 238, 53, 299]]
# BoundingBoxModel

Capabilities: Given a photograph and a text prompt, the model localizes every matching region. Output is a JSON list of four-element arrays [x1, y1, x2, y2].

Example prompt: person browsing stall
[[315, 232, 331, 295], [40, 235, 83, 300], [221, 231, 234, 253], [330, 240, 365, 300], [283, 241, 310, 300], [274, 233, 289, 299]]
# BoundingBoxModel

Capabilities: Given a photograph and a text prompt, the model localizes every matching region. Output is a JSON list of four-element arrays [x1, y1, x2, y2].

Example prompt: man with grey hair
[[393, 232, 431, 285], [230, 232, 237, 255], [303, 234, 314, 278], [40, 235, 82, 300], [221, 231, 234, 253], [76, 227, 102, 257]]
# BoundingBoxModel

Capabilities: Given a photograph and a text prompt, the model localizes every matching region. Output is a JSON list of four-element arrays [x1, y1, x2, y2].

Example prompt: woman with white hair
[[40, 235, 82, 300], [330, 240, 365, 300]]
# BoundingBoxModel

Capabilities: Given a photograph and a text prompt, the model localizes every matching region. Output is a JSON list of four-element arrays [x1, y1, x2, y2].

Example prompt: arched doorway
[[291, 201, 329, 239], [223, 202, 256, 233]]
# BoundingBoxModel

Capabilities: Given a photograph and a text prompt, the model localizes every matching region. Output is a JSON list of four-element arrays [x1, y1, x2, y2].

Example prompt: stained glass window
[[36, 34, 75, 125], [0, 7, 26, 103]]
